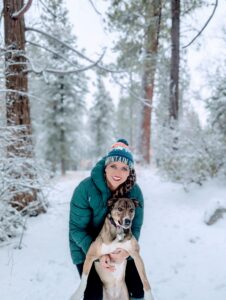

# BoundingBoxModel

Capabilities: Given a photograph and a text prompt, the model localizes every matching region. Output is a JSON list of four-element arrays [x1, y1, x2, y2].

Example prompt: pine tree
[[28, 0, 88, 174], [89, 75, 115, 159], [1, 0, 47, 214], [105, 0, 162, 164], [208, 72, 226, 139], [116, 79, 142, 155]]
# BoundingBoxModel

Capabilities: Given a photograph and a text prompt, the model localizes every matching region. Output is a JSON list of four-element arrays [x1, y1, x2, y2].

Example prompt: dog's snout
[[124, 218, 131, 226]]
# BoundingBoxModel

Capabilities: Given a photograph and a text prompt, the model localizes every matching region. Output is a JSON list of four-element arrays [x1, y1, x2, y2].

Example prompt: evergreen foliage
[[207, 70, 226, 139], [28, 0, 88, 174], [89, 74, 115, 159], [116, 80, 142, 155], [154, 106, 226, 186], [104, 0, 148, 154]]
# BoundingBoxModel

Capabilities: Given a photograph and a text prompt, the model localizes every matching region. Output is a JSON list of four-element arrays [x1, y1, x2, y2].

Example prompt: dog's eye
[[118, 207, 123, 212], [130, 209, 134, 213]]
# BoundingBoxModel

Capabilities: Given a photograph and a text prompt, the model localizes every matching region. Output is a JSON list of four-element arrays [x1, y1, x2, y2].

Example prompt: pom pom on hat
[[105, 138, 134, 169], [116, 138, 129, 146]]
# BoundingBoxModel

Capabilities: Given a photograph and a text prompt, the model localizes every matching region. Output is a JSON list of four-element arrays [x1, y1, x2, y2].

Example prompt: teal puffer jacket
[[69, 158, 144, 264]]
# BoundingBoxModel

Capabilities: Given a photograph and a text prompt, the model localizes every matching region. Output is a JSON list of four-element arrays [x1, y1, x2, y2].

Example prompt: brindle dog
[[70, 198, 154, 300]]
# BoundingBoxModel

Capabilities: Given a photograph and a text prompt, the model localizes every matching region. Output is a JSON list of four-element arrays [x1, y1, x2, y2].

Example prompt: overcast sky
[[65, 1, 226, 123]]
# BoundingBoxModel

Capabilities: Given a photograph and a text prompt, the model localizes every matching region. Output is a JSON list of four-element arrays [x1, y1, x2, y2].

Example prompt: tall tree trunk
[[3, 0, 36, 211], [169, 0, 180, 121], [60, 80, 66, 175], [140, 0, 162, 164]]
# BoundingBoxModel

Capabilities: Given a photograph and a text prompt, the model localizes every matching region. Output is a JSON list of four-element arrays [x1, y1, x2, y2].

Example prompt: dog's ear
[[107, 198, 118, 208], [131, 198, 140, 208]]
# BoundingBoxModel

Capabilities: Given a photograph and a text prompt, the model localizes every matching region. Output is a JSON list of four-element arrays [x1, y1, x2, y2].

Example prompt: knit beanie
[[105, 139, 134, 169]]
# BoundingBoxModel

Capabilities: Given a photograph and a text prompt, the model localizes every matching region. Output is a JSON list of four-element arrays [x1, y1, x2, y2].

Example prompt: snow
[[0, 168, 226, 300]]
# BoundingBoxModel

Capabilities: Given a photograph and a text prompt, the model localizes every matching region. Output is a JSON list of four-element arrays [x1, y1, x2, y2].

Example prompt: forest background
[[0, 0, 226, 255]]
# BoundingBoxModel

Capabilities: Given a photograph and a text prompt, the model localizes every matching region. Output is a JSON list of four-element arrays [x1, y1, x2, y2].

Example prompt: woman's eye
[[110, 165, 117, 169], [122, 167, 129, 172]]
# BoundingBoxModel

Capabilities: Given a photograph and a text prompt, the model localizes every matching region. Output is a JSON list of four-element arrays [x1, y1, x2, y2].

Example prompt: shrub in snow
[[153, 114, 226, 186], [0, 202, 24, 242], [0, 126, 49, 243]]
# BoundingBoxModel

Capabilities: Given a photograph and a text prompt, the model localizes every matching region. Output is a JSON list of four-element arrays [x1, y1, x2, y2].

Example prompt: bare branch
[[182, 0, 218, 49], [88, 0, 102, 16], [26, 40, 78, 66], [1, 46, 105, 75], [25, 26, 100, 62], [111, 74, 152, 108], [11, 0, 33, 19], [38, 0, 57, 19], [25, 26, 124, 73], [25, 50, 106, 75]]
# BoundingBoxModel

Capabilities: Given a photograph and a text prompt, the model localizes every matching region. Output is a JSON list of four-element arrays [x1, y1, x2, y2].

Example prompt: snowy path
[[0, 168, 226, 300]]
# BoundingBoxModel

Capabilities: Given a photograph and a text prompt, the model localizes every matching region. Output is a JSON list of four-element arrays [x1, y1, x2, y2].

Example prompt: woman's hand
[[99, 254, 116, 272], [109, 248, 129, 264], [99, 249, 129, 272]]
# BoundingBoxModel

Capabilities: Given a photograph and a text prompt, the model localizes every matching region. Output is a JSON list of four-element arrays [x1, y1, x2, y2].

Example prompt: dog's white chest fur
[[100, 240, 132, 255]]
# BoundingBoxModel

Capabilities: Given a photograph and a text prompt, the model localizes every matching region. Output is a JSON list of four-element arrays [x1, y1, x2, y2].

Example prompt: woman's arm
[[69, 181, 93, 255]]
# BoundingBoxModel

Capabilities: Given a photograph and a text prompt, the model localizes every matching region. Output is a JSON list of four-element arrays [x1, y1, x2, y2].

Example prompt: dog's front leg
[[70, 254, 96, 300], [129, 239, 154, 300], [70, 243, 98, 300], [70, 272, 89, 300]]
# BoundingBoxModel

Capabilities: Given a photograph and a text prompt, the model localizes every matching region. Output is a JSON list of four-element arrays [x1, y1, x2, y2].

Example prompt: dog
[[70, 197, 154, 300]]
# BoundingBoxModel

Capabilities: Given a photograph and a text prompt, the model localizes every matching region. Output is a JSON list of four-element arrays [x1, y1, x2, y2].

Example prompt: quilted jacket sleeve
[[131, 184, 144, 241], [69, 180, 93, 255]]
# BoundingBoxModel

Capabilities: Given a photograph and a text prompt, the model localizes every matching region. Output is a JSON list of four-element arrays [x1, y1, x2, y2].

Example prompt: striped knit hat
[[105, 139, 134, 169]]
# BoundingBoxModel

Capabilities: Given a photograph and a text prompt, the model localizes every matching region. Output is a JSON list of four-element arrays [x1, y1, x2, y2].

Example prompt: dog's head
[[107, 198, 139, 229]]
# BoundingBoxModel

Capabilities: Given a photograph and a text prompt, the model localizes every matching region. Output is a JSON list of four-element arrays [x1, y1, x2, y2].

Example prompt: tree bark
[[3, 0, 37, 211], [140, 0, 162, 164], [60, 80, 66, 175], [4, 0, 30, 127], [169, 0, 180, 121]]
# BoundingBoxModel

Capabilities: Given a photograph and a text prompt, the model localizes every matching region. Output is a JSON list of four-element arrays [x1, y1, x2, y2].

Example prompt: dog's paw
[[144, 289, 155, 300], [69, 288, 84, 300]]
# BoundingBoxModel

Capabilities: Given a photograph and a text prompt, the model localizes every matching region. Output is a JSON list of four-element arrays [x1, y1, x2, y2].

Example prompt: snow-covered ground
[[0, 167, 226, 300]]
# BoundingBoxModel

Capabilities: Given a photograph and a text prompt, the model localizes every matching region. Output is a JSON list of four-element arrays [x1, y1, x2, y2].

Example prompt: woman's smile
[[112, 176, 121, 181], [105, 161, 130, 190]]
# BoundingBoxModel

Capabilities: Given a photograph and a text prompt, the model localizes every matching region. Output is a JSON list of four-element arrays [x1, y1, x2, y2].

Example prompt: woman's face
[[105, 161, 130, 191]]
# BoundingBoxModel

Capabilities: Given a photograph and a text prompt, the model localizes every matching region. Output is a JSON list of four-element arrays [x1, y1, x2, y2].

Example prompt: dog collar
[[108, 215, 118, 228]]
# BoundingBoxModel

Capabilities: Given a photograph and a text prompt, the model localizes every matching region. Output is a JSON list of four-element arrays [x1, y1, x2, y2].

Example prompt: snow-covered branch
[[25, 42, 106, 75], [11, 0, 33, 19], [26, 26, 101, 62], [25, 26, 123, 73], [0, 88, 40, 101], [111, 74, 153, 108], [26, 40, 76, 66]]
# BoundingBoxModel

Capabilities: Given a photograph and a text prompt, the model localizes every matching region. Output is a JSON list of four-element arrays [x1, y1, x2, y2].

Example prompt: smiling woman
[[69, 139, 145, 300]]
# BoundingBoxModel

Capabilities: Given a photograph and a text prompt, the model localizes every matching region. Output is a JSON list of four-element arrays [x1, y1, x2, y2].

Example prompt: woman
[[69, 139, 144, 300]]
